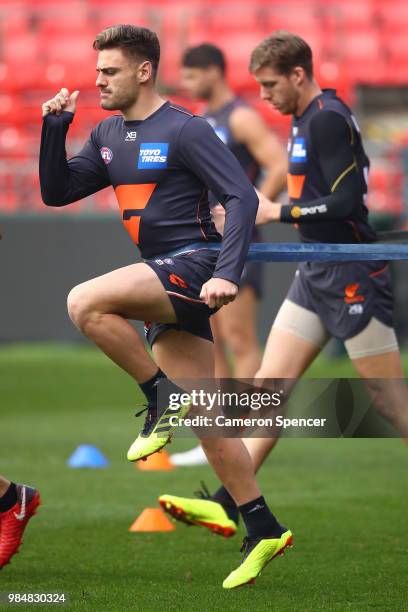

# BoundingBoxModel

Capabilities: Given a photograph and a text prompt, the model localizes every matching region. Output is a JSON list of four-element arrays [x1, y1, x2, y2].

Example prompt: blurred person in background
[[170, 43, 286, 466]]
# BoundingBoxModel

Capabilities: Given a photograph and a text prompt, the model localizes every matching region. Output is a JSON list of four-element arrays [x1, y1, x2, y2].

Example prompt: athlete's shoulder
[[318, 89, 352, 118], [166, 102, 195, 124], [91, 114, 123, 138], [310, 108, 350, 134], [230, 100, 261, 126]]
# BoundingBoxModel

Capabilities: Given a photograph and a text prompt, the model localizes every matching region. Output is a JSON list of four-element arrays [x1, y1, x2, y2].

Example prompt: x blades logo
[[125, 131, 137, 142]]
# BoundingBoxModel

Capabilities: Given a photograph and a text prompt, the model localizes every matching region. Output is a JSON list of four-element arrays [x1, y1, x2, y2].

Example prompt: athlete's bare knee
[[67, 284, 100, 330], [227, 326, 256, 357]]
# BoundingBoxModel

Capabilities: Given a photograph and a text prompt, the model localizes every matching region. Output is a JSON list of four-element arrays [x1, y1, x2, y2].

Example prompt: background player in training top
[[181, 43, 286, 379], [39, 24, 293, 588], [170, 43, 287, 466], [159, 30, 408, 536]]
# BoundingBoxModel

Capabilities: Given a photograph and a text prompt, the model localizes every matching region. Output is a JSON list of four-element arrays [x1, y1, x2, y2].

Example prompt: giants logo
[[344, 283, 365, 304], [169, 274, 188, 289]]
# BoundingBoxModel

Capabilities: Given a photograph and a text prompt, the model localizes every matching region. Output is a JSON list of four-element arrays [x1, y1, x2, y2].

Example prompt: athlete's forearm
[[40, 112, 109, 206], [40, 112, 76, 206], [213, 186, 259, 285], [258, 162, 287, 201], [280, 174, 357, 224]]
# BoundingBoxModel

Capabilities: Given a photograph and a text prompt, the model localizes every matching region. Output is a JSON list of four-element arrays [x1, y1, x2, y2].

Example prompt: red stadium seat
[[2, 30, 40, 63], [0, 60, 46, 92], [38, 33, 96, 63], [340, 29, 381, 65], [322, 0, 375, 28], [375, 0, 408, 32], [90, 3, 151, 30], [385, 32, 408, 62]]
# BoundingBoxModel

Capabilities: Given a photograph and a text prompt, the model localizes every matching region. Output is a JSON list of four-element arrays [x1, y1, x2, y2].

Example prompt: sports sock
[[0, 482, 18, 512], [212, 485, 239, 525], [139, 368, 166, 404], [238, 495, 285, 539]]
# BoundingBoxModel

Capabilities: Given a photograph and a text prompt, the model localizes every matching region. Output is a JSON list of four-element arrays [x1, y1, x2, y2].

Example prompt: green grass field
[[1, 345, 407, 611]]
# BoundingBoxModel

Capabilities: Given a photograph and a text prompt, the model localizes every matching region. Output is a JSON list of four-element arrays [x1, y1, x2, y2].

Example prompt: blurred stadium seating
[[0, 0, 406, 216]]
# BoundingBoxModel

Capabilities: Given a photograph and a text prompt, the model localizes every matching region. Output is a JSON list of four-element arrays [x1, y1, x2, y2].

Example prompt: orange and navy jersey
[[280, 89, 376, 244], [40, 102, 258, 286]]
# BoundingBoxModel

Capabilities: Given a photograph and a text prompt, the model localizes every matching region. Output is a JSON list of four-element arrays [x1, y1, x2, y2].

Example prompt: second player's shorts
[[287, 260, 394, 340], [273, 260, 398, 359], [144, 248, 219, 346]]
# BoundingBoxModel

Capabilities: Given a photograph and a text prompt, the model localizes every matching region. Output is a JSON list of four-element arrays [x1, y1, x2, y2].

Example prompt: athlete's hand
[[200, 278, 238, 309], [42, 88, 80, 117]]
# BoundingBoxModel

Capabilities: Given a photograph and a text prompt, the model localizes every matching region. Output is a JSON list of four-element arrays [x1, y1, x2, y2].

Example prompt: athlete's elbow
[[41, 185, 69, 207]]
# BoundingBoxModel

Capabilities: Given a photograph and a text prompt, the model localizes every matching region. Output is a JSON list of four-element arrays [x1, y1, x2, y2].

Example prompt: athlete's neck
[[295, 80, 322, 117], [205, 82, 235, 113], [122, 89, 166, 121]]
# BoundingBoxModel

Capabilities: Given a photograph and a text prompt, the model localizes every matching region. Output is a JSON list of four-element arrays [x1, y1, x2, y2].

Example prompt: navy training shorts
[[287, 260, 394, 341], [144, 248, 219, 346]]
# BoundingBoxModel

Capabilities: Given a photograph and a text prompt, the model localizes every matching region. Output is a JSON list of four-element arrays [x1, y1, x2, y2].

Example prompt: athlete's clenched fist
[[200, 277, 238, 309], [42, 88, 80, 117]]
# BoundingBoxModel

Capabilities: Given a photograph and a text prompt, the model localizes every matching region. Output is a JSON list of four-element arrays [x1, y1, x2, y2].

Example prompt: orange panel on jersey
[[287, 174, 306, 200], [114, 184, 156, 244]]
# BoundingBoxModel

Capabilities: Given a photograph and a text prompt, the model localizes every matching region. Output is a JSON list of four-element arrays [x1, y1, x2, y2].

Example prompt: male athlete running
[[39, 25, 292, 588], [0, 475, 40, 569], [159, 31, 408, 539], [171, 43, 286, 466]]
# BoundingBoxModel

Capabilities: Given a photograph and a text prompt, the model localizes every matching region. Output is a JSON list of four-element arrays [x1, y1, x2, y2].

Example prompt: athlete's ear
[[291, 67, 305, 87], [138, 60, 153, 83]]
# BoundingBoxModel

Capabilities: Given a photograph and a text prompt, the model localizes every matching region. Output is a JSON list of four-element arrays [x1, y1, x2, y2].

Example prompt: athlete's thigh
[[71, 262, 177, 322], [215, 286, 258, 342], [351, 349, 404, 378], [259, 300, 327, 378], [152, 328, 214, 378]]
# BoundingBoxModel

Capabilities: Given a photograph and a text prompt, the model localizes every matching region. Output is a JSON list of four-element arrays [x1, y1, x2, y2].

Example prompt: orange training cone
[[129, 507, 175, 532], [136, 450, 174, 471]]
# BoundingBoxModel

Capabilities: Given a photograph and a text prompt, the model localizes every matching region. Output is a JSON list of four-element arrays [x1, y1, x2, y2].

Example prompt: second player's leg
[[349, 343, 408, 436], [214, 285, 261, 378], [67, 263, 176, 382], [248, 314, 325, 470]]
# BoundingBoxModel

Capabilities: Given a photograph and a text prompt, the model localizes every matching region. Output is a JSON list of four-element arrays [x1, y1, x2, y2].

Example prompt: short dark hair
[[93, 24, 160, 79], [249, 30, 313, 79], [182, 43, 226, 76]]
